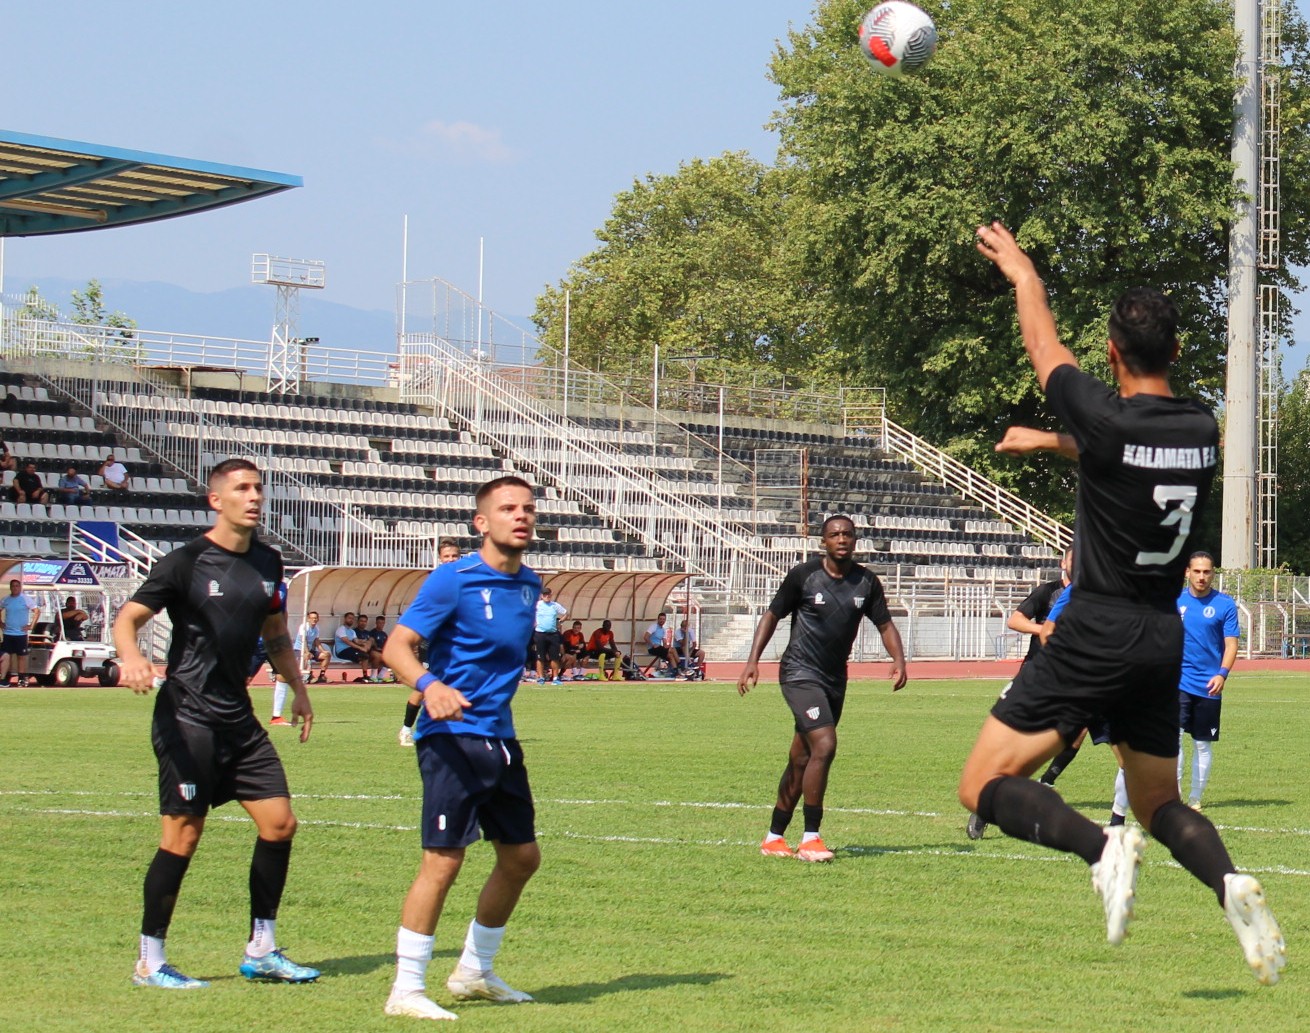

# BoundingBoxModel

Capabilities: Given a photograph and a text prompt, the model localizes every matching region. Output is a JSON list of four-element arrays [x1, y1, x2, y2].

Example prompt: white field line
[[10, 801, 1310, 879]]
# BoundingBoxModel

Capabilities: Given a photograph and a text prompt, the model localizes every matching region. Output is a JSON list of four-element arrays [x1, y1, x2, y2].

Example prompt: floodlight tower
[[253, 254, 326, 395]]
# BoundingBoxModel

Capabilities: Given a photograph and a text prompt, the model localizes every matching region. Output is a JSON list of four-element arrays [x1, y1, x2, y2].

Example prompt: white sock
[[1112, 768, 1129, 817], [271, 679, 288, 719], [394, 926, 434, 994], [139, 934, 167, 974], [763, 831, 785, 843], [458, 920, 506, 973], [800, 831, 821, 844], [1193, 740, 1213, 801], [1177, 732, 1187, 792], [247, 917, 277, 957]]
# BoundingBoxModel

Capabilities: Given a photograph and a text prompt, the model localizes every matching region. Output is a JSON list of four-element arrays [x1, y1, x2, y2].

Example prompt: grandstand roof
[[0, 130, 301, 237]]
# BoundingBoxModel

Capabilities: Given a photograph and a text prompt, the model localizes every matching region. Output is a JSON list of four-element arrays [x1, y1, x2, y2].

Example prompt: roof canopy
[[0, 129, 301, 237]]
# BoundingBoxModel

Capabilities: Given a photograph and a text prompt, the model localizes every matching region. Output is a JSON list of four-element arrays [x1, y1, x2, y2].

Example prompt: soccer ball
[[858, 2, 938, 77]]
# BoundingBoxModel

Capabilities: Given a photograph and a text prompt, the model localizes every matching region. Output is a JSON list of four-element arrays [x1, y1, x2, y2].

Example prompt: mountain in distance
[[15, 278, 398, 354]]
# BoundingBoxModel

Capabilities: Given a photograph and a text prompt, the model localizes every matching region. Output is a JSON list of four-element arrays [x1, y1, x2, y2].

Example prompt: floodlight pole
[[254, 254, 326, 395]]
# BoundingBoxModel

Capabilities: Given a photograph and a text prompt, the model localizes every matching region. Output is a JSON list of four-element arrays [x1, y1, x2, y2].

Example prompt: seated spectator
[[672, 619, 706, 679], [561, 620, 586, 680], [295, 610, 331, 683], [333, 611, 375, 681], [367, 615, 391, 681], [586, 619, 622, 682], [56, 465, 92, 503], [0, 441, 15, 473], [99, 453, 130, 491], [12, 461, 47, 505], [643, 611, 673, 675], [60, 596, 89, 641]]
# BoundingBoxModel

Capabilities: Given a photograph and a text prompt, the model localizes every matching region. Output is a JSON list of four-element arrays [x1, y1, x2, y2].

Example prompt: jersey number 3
[[1136, 485, 1198, 566]]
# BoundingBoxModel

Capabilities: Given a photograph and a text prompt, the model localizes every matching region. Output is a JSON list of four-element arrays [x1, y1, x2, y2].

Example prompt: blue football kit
[[1177, 587, 1239, 698]]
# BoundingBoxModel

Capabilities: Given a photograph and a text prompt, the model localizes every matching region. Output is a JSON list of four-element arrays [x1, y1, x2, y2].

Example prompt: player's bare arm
[[995, 426, 1079, 460], [878, 620, 908, 691], [1006, 609, 1044, 636], [737, 610, 780, 695], [383, 626, 470, 721], [112, 600, 160, 694], [261, 612, 314, 742], [1208, 635, 1239, 697], [975, 221, 1079, 389]]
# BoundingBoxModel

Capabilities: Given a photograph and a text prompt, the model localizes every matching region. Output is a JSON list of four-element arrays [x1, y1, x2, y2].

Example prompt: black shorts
[[533, 631, 562, 663], [248, 648, 269, 678], [2, 633, 28, 656], [1179, 691, 1222, 742], [416, 734, 535, 849], [781, 679, 846, 733], [991, 591, 1181, 758], [335, 647, 365, 663], [152, 713, 289, 815]]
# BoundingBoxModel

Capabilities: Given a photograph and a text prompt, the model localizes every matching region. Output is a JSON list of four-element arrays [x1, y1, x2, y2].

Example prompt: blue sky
[[4, 0, 1308, 373], [2, 0, 805, 327]]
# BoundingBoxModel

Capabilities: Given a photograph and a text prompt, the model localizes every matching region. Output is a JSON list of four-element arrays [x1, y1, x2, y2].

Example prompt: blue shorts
[[2, 633, 28, 656], [416, 734, 535, 849], [1179, 691, 1222, 742]]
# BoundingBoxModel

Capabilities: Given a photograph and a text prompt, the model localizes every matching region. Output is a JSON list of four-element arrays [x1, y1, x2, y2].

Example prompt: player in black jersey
[[738, 514, 907, 862], [113, 459, 320, 990], [959, 222, 1284, 983]]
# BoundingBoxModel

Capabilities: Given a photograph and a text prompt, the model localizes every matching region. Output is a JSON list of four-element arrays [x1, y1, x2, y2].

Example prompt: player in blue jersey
[[381, 476, 542, 1022], [1177, 551, 1240, 812], [961, 222, 1283, 984]]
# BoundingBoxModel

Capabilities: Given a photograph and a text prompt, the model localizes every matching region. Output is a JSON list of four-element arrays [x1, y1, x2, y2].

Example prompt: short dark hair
[[1188, 551, 1214, 565], [601, 619, 612, 630], [1108, 287, 1179, 375], [208, 457, 259, 490], [821, 513, 855, 535], [438, 537, 460, 550], [475, 475, 533, 508]]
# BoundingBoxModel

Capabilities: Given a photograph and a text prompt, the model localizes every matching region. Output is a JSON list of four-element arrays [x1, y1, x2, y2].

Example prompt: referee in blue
[[381, 475, 542, 1021], [1177, 551, 1239, 812]]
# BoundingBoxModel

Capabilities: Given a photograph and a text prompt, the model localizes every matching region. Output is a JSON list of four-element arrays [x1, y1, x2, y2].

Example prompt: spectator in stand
[[333, 612, 375, 682], [12, 460, 47, 506], [586, 620, 622, 682], [0, 441, 15, 473], [560, 620, 586, 680], [56, 464, 92, 504], [295, 611, 330, 684], [100, 453, 131, 491], [61, 596, 90, 641], [672, 619, 706, 679], [368, 615, 393, 683]]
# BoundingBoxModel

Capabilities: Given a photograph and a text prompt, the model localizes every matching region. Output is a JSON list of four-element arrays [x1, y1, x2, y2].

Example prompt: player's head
[[1107, 287, 1179, 376], [820, 514, 857, 562], [1186, 551, 1215, 594], [656, 612, 667, 624], [473, 475, 535, 556], [601, 619, 612, 631], [541, 587, 552, 599], [207, 458, 263, 529], [1059, 546, 1074, 583], [375, 615, 386, 627], [438, 537, 461, 563], [8, 579, 20, 595], [680, 619, 690, 630], [307, 611, 319, 624], [64, 596, 76, 608], [572, 620, 582, 630], [343, 611, 356, 624]]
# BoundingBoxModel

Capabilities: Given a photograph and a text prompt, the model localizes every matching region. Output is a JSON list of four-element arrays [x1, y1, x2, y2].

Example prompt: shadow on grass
[[1183, 988, 1245, 1001], [1213, 798, 1293, 810], [308, 952, 405, 976], [531, 971, 731, 1003], [839, 843, 976, 858]]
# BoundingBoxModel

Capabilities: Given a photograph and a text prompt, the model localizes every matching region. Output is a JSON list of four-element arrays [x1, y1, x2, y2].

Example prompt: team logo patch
[[178, 782, 197, 802], [521, 586, 537, 606], [806, 706, 821, 720], [208, 580, 223, 597], [814, 593, 826, 605], [1203, 606, 1216, 619], [481, 588, 494, 620], [854, 597, 865, 607]]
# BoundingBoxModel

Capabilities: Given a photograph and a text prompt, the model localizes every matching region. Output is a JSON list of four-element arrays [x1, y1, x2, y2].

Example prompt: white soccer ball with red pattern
[[858, 2, 938, 77]]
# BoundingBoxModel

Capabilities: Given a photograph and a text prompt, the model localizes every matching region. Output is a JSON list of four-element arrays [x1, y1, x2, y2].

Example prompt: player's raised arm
[[975, 221, 1079, 390], [995, 426, 1079, 460]]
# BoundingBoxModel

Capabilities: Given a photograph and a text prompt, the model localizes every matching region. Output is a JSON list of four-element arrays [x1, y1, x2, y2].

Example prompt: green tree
[[533, 152, 814, 385], [1276, 372, 1310, 573], [70, 278, 137, 340]]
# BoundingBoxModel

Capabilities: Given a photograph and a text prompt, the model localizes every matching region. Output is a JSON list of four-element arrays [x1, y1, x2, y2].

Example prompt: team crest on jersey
[[1203, 606, 1216, 619], [208, 580, 223, 597], [520, 586, 537, 606], [263, 581, 276, 597], [178, 782, 197, 801], [814, 593, 826, 605], [806, 706, 821, 720], [854, 597, 865, 607]]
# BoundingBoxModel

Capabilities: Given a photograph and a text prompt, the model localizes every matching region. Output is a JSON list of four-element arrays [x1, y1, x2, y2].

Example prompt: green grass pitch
[[1, 673, 1306, 1031]]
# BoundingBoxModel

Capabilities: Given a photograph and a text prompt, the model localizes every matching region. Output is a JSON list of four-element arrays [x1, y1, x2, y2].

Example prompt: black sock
[[249, 838, 293, 933], [977, 775, 1106, 864], [403, 702, 421, 728], [1039, 744, 1081, 785], [142, 849, 192, 939], [769, 807, 793, 837], [1150, 800, 1235, 907], [802, 804, 823, 835]]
